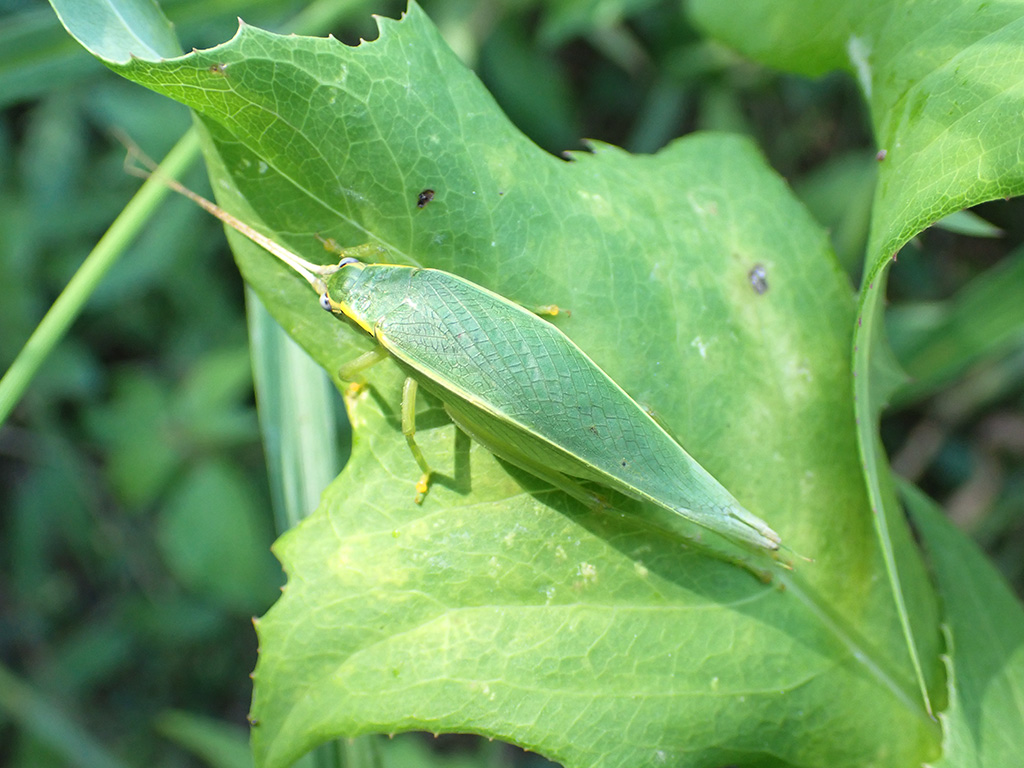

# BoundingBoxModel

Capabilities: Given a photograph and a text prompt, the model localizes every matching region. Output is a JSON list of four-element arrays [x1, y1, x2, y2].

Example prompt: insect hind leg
[[443, 403, 606, 510], [402, 377, 433, 504]]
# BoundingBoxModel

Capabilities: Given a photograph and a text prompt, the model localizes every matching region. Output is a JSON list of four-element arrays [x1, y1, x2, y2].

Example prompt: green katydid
[[149, 169, 784, 558]]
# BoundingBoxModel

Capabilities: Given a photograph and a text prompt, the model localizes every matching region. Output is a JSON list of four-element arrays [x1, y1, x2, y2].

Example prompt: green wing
[[373, 268, 780, 552]]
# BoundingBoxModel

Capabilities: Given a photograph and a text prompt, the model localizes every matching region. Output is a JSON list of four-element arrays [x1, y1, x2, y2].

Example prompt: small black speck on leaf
[[749, 264, 769, 294], [417, 189, 435, 208]]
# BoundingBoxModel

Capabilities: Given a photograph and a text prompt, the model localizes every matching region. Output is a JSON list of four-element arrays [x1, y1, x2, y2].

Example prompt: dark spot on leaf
[[209, 63, 228, 75], [417, 189, 435, 208], [749, 264, 768, 295]]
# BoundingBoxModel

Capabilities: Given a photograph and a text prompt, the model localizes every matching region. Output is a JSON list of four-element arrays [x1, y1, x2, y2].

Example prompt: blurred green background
[[1, 0, 1022, 766]]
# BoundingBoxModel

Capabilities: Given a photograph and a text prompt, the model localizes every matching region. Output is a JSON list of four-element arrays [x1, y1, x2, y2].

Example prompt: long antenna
[[119, 133, 337, 292]]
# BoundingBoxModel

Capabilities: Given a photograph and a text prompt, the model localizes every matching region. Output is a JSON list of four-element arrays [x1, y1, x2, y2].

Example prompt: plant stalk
[[0, 129, 200, 428]]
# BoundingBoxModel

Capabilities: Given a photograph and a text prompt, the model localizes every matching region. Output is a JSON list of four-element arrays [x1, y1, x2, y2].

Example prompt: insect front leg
[[337, 346, 389, 396], [401, 377, 433, 504], [525, 303, 571, 318]]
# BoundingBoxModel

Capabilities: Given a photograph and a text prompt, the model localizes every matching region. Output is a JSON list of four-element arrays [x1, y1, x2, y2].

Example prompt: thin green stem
[[0, 129, 200, 428]]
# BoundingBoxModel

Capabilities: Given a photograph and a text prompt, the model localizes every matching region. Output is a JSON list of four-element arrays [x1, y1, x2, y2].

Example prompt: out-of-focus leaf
[[933, 210, 1003, 239], [86, 369, 181, 508], [890, 248, 1024, 405], [794, 151, 876, 275], [539, 0, 660, 45], [0, 7, 104, 108], [479, 19, 580, 153], [155, 710, 252, 768], [157, 460, 280, 614], [901, 482, 1024, 768], [176, 347, 259, 446], [0, 664, 131, 768]]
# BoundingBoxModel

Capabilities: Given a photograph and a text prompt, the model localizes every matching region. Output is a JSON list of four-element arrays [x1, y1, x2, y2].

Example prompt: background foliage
[[2, 0, 1023, 767]]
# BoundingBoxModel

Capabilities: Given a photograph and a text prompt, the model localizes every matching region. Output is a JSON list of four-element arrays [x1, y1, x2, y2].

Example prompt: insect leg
[[442, 403, 607, 510], [317, 236, 389, 264], [527, 304, 571, 318], [337, 346, 389, 396], [402, 377, 433, 504]]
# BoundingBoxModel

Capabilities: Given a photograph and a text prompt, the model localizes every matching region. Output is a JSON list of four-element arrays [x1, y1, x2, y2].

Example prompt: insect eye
[[319, 293, 333, 311], [338, 257, 359, 268]]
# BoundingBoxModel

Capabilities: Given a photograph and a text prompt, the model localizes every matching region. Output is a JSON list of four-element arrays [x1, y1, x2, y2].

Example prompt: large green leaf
[[691, 0, 1024, 725], [54, 2, 943, 766]]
